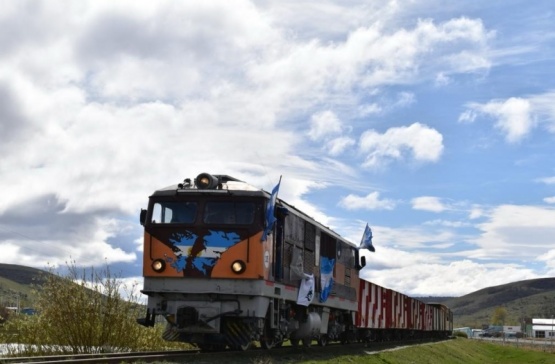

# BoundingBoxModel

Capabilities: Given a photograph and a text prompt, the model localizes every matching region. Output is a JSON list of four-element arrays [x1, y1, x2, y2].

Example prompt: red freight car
[[356, 279, 453, 341]]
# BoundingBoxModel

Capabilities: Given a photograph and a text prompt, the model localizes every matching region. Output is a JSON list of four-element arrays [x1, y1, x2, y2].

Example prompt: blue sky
[[1, 0, 555, 297]]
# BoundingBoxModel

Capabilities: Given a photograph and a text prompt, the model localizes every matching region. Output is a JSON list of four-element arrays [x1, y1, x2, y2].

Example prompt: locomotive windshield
[[203, 201, 255, 225], [149, 200, 257, 226]]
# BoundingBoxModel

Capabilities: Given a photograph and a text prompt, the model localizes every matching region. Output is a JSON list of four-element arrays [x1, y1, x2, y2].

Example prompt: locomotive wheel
[[232, 341, 252, 351], [290, 338, 300, 347], [261, 336, 276, 349], [261, 322, 280, 349], [317, 335, 328, 347], [302, 338, 312, 347], [261, 336, 283, 349]]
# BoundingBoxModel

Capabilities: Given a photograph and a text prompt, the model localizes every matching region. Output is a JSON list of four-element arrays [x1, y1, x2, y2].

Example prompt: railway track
[[0, 349, 200, 364], [0, 338, 451, 364]]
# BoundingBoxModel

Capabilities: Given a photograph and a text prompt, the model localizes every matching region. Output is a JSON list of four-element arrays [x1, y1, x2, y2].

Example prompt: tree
[[492, 306, 508, 326]]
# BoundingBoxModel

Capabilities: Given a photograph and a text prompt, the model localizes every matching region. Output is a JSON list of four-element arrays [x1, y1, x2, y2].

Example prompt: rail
[[0, 349, 200, 364]]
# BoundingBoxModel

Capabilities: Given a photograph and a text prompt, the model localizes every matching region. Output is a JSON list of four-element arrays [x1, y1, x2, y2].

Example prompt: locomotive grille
[[177, 306, 199, 328]]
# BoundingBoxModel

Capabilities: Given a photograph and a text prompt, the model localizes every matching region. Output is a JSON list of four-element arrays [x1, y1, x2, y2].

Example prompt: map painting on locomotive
[[166, 229, 241, 275], [152, 198, 249, 276]]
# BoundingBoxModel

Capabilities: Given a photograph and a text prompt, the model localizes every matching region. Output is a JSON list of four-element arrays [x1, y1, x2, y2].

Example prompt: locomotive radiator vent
[[177, 306, 199, 328]]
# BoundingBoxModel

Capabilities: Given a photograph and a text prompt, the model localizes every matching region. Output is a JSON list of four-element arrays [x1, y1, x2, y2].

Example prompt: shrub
[[0, 261, 190, 356], [0, 305, 11, 324]]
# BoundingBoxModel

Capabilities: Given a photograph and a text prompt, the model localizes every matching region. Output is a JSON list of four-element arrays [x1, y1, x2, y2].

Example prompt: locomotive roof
[[151, 176, 267, 197], [150, 173, 356, 248]]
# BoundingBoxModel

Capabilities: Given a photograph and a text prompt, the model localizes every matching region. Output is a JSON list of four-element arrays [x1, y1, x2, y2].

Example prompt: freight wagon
[[356, 280, 453, 341]]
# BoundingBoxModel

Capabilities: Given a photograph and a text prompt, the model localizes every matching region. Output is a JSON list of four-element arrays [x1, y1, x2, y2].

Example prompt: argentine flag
[[261, 177, 281, 242], [320, 257, 335, 302], [359, 223, 375, 252]]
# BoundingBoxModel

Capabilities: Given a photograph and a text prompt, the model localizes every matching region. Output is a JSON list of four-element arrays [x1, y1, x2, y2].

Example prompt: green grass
[[289, 339, 555, 364]]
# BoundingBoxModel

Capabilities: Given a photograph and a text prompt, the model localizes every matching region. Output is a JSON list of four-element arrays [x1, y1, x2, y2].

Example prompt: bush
[[454, 331, 468, 338], [0, 261, 190, 356]]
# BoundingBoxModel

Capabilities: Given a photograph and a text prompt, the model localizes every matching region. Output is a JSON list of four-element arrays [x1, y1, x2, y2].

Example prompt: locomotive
[[137, 173, 452, 350]]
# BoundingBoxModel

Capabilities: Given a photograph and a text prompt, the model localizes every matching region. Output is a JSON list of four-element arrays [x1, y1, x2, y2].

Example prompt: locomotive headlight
[[195, 173, 219, 189], [152, 259, 166, 273], [231, 260, 246, 274]]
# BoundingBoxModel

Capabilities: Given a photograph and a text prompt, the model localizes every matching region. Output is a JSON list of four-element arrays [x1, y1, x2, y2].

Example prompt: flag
[[297, 273, 315, 306], [359, 223, 375, 252], [319, 257, 335, 302], [261, 177, 281, 241]]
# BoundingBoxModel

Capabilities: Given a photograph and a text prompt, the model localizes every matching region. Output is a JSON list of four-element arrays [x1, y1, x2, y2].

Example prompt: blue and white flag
[[320, 257, 335, 302], [359, 223, 375, 252], [297, 273, 315, 306], [261, 177, 281, 241]]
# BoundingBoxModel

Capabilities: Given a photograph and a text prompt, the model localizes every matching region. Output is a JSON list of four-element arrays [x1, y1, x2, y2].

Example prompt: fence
[[475, 336, 555, 353]]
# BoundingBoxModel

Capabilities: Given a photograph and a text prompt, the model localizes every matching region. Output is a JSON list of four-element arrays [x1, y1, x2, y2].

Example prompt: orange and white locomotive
[[137, 173, 452, 350]]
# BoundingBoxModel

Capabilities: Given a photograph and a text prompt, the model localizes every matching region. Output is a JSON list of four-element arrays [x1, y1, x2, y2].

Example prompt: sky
[[1, 0, 555, 298]]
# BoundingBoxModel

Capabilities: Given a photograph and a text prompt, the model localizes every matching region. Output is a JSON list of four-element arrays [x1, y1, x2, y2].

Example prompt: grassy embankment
[[288, 338, 555, 364]]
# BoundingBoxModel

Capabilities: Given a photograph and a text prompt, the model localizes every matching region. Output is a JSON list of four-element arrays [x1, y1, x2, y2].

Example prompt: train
[[137, 173, 453, 350]]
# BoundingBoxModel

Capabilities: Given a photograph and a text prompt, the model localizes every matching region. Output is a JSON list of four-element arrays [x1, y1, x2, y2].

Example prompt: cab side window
[[151, 202, 197, 224]]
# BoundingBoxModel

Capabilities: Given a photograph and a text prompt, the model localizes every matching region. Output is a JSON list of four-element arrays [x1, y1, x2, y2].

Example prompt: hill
[[0, 264, 48, 308], [415, 296, 454, 304], [444, 277, 555, 328]]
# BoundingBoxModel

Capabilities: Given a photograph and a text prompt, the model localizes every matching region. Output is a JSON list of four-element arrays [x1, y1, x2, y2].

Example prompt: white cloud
[[469, 206, 484, 219], [529, 90, 555, 133], [357, 103, 382, 116], [362, 257, 539, 296], [412, 196, 447, 212], [359, 123, 444, 168], [544, 197, 555, 204], [536, 249, 555, 277], [326, 137, 356, 156], [424, 219, 470, 228], [394, 92, 415, 107], [458, 109, 477, 123], [308, 110, 343, 140], [537, 176, 555, 185], [465, 97, 534, 142], [485, 97, 534, 143], [537, 249, 555, 268], [361, 225, 456, 250], [307, 111, 355, 156], [435, 72, 450, 86], [461, 90, 555, 142], [472, 204, 555, 259], [339, 191, 396, 210]]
